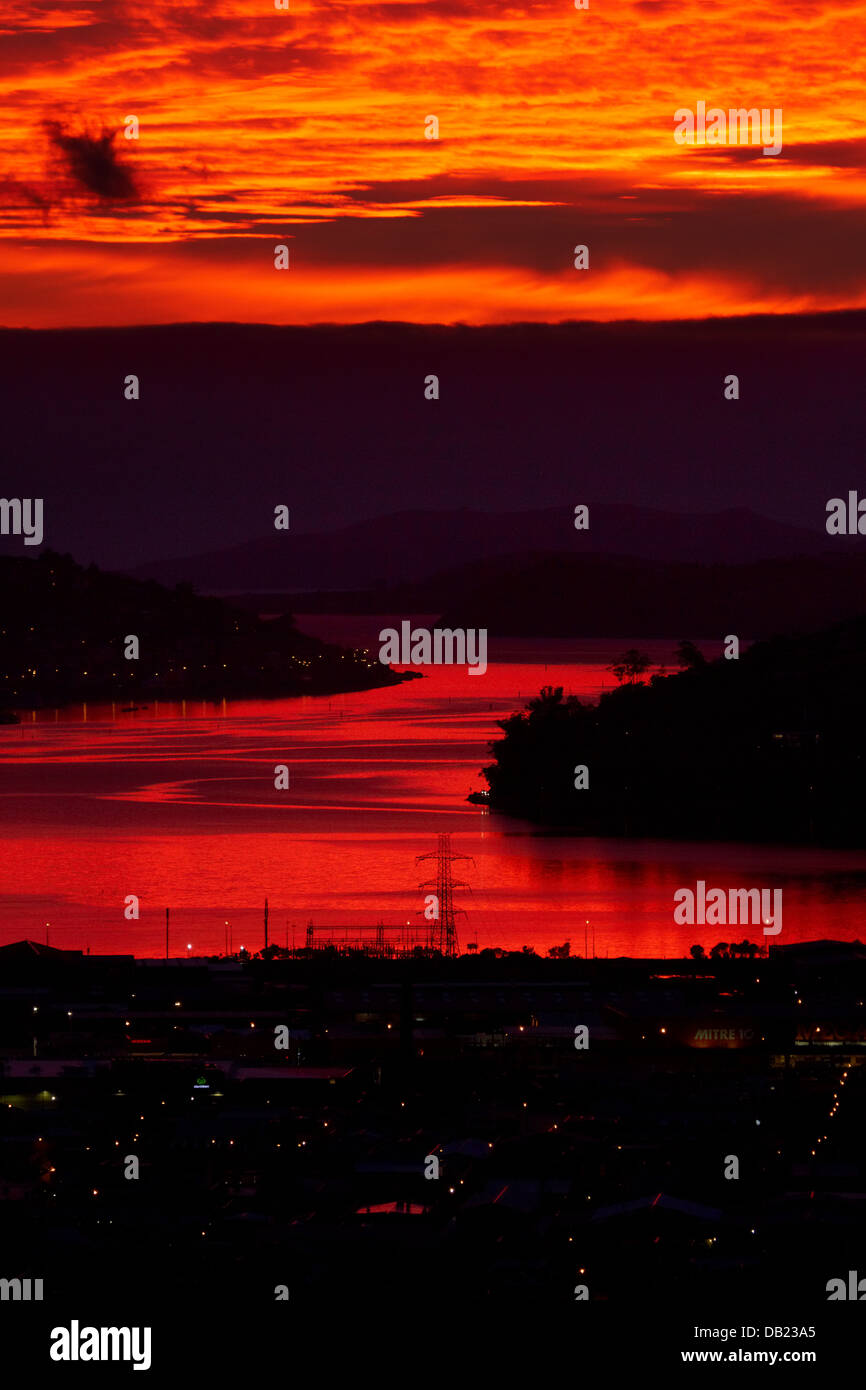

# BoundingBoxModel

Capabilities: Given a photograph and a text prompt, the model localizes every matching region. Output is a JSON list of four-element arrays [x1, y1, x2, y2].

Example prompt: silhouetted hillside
[[480, 616, 866, 845], [225, 551, 866, 638], [0, 551, 408, 708], [128, 505, 836, 592], [436, 551, 866, 638]]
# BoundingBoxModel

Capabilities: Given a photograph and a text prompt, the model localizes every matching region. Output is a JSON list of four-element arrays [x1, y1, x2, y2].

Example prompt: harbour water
[[1, 620, 864, 957]]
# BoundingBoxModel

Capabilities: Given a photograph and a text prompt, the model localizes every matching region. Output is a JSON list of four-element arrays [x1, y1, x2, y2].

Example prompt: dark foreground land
[[1, 941, 865, 1368], [0, 550, 408, 711]]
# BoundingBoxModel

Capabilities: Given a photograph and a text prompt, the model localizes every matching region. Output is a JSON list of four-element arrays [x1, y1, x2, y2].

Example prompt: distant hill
[[128, 505, 837, 594], [229, 550, 866, 641], [0, 551, 408, 709], [435, 551, 866, 638]]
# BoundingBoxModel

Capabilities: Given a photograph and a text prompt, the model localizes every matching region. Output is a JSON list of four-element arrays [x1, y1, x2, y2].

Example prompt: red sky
[[1, 0, 865, 326]]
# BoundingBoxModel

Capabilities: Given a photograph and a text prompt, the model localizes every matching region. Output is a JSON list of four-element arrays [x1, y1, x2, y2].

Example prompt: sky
[[2, 315, 864, 565], [1, 0, 866, 326]]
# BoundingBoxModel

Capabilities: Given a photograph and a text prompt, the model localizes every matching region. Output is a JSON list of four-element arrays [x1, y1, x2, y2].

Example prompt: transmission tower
[[416, 833, 473, 957]]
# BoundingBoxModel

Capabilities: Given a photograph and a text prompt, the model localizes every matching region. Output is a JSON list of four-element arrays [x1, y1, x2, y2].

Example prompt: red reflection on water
[[1, 633, 864, 957]]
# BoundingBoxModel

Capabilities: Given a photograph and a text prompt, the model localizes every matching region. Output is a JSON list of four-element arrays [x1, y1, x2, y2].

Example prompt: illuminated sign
[[796, 1024, 866, 1046], [686, 1022, 756, 1047]]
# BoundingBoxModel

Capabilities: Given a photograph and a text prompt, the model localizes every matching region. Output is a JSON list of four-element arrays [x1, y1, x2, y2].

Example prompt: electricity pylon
[[417, 833, 473, 957]]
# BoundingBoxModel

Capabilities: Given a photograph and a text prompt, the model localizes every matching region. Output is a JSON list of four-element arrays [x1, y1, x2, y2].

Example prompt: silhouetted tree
[[608, 649, 652, 684], [675, 640, 707, 669], [690, 944, 706, 960], [528, 684, 565, 712]]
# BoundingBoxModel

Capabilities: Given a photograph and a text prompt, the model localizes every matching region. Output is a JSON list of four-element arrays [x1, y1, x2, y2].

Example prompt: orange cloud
[[1, 0, 865, 324]]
